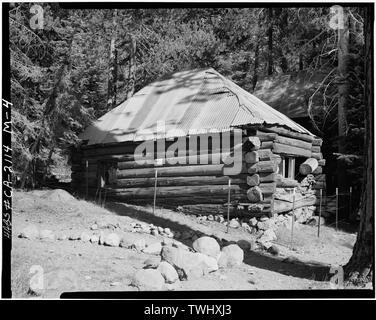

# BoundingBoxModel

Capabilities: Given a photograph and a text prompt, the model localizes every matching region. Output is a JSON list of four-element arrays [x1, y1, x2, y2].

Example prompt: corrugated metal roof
[[80, 68, 314, 145]]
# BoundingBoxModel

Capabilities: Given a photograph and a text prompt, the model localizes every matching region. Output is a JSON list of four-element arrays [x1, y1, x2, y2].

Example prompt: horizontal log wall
[[116, 175, 247, 188], [72, 132, 252, 215], [243, 127, 326, 217], [71, 127, 326, 217]]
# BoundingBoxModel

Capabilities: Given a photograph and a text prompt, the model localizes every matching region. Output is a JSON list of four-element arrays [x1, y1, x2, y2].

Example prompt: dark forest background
[[9, 4, 366, 217]]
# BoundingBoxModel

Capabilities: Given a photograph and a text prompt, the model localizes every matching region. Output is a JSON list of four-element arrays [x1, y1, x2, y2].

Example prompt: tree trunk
[[267, 8, 273, 75], [344, 6, 374, 285], [299, 53, 304, 71], [252, 12, 262, 91], [107, 9, 118, 111], [127, 35, 136, 99], [337, 8, 349, 192], [20, 30, 76, 189]]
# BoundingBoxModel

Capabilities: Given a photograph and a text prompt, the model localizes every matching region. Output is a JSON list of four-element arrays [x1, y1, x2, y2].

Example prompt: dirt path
[[11, 190, 357, 297]]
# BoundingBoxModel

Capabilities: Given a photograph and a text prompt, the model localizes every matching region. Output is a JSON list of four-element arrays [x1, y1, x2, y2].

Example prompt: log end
[[247, 186, 263, 203]]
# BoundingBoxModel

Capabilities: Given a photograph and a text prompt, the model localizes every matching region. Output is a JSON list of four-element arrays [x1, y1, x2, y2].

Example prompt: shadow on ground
[[106, 201, 330, 282]]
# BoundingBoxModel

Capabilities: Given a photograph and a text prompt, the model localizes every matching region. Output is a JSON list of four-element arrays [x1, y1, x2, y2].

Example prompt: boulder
[[216, 215, 225, 223], [68, 233, 81, 241], [151, 229, 159, 236], [90, 224, 98, 231], [19, 225, 39, 240], [197, 216, 207, 222], [80, 232, 91, 242], [141, 224, 151, 233], [162, 237, 174, 247], [192, 236, 220, 259], [293, 207, 303, 220], [157, 261, 179, 283], [217, 244, 244, 268], [228, 219, 240, 229], [143, 256, 161, 269], [39, 229, 55, 241], [257, 229, 277, 250], [267, 245, 280, 255], [257, 219, 275, 231], [249, 217, 258, 227], [260, 241, 273, 250], [142, 242, 162, 255], [171, 241, 190, 251], [163, 228, 174, 238], [161, 246, 213, 280], [90, 234, 99, 244], [98, 232, 106, 245], [132, 239, 146, 251], [131, 269, 165, 291], [104, 233, 121, 247], [307, 216, 325, 226], [237, 239, 255, 251], [28, 275, 44, 296], [277, 214, 287, 222], [261, 229, 277, 242], [198, 253, 219, 272]]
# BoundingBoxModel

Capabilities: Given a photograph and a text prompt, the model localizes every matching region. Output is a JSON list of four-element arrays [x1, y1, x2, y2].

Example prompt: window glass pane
[[278, 157, 284, 176], [284, 158, 289, 178], [288, 158, 296, 179]]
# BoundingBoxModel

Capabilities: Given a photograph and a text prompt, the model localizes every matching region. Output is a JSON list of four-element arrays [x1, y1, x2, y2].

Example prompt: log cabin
[[71, 68, 326, 218]]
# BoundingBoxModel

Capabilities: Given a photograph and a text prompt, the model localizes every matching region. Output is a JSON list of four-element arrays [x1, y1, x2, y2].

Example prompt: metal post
[[349, 186, 352, 220], [335, 187, 339, 231], [85, 160, 89, 200], [226, 178, 231, 233], [291, 188, 296, 249], [153, 169, 158, 215], [318, 188, 322, 238]]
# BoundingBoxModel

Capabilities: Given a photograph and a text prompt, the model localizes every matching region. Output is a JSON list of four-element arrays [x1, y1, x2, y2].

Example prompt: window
[[278, 156, 296, 179]]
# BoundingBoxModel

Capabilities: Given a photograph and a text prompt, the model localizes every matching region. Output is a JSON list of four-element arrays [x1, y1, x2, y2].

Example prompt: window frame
[[279, 156, 296, 179]]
